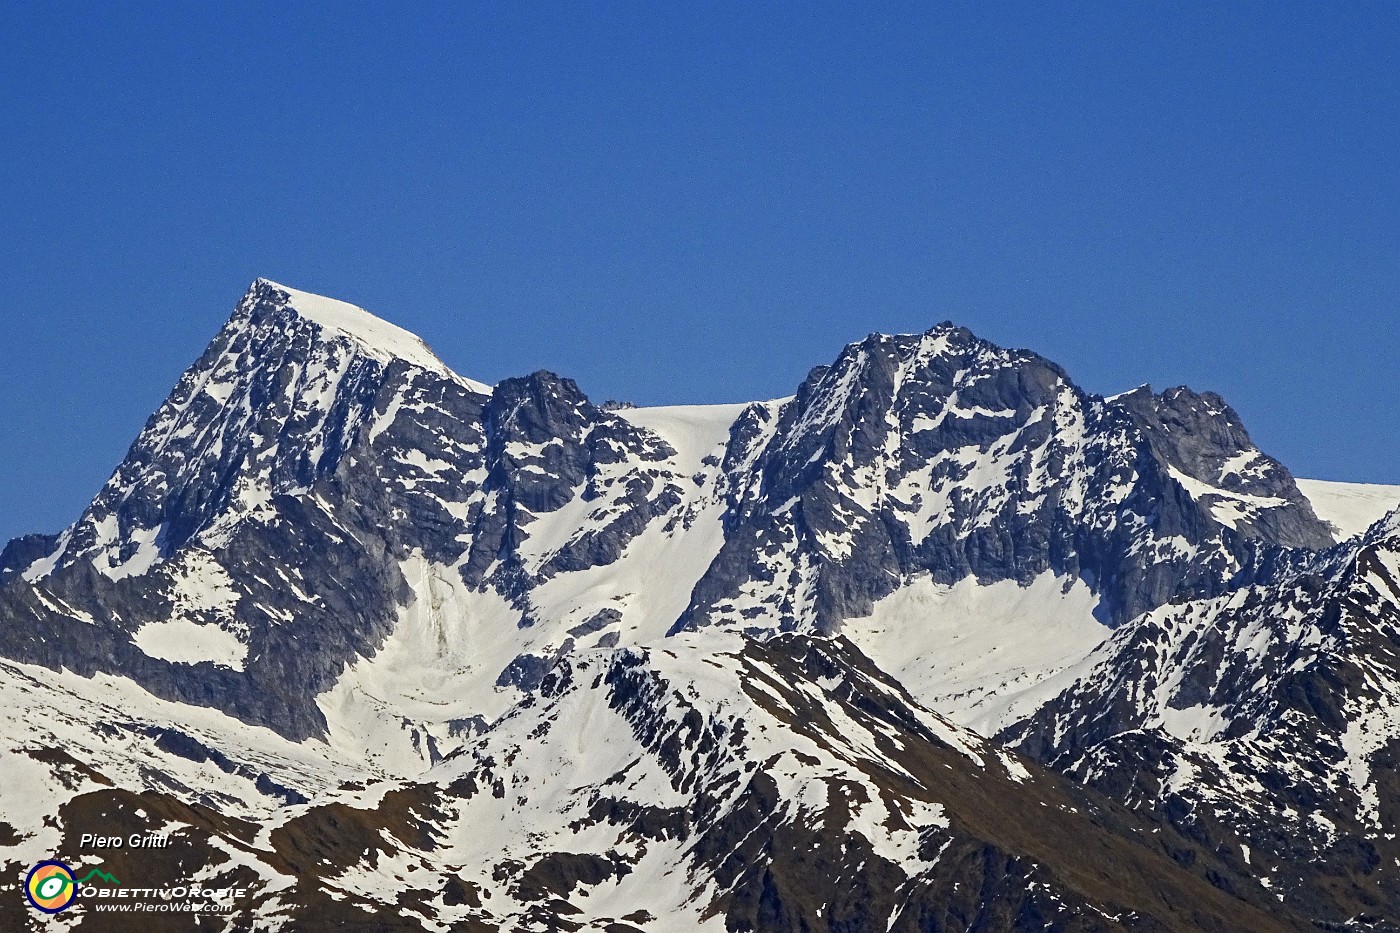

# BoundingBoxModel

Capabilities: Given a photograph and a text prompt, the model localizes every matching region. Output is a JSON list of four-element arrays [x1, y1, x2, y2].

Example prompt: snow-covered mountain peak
[[243, 278, 485, 389], [5, 280, 497, 589]]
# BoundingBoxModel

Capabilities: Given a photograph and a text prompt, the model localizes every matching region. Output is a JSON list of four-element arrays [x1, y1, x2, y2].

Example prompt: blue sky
[[2, 3, 1397, 543]]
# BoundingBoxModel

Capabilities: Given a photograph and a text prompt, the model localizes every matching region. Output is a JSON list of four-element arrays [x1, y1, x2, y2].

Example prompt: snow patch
[[616, 402, 751, 474], [102, 524, 164, 580], [1166, 464, 1288, 532], [262, 279, 491, 393], [1296, 478, 1400, 541], [843, 572, 1108, 736], [132, 617, 248, 670]]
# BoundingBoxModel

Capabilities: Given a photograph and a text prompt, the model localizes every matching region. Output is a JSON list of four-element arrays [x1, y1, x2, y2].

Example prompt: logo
[[23, 855, 239, 916], [77, 867, 122, 887], [25, 861, 77, 913]]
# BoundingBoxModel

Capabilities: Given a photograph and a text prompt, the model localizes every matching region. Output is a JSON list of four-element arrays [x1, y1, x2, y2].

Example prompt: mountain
[[0, 282, 1335, 744], [1002, 510, 1400, 928], [676, 336, 1331, 639], [0, 630, 1321, 931], [0, 280, 1392, 930]]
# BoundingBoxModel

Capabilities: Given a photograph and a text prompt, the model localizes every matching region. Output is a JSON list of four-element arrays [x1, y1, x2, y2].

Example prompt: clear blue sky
[[2, 3, 1397, 544]]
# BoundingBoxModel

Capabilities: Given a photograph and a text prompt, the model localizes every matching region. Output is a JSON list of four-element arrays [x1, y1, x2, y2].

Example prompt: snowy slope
[[1296, 477, 1400, 540], [843, 572, 1108, 735], [266, 281, 454, 377], [0, 655, 362, 876]]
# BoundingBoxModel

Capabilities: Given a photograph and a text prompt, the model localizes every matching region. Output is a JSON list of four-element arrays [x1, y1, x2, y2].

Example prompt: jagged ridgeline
[[0, 280, 1396, 931], [0, 279, 1333, 739]]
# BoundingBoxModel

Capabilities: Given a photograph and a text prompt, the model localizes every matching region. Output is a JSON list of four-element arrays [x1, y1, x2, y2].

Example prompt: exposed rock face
[[0, 532, 58, 583], [1112, 384, 1331, 548], [460, 369, 683, 609], [680, 326, 1330, 635]]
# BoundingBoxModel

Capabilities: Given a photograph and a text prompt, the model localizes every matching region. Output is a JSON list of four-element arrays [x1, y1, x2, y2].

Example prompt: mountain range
[[1, 280, 1398, 931]]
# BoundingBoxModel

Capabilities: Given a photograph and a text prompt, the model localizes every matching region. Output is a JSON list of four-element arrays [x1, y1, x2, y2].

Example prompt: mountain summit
[[249, 278, 460, 377]]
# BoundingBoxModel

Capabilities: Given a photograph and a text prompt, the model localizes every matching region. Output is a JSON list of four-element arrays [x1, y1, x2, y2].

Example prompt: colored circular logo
[[25, 861, 76, 913]]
